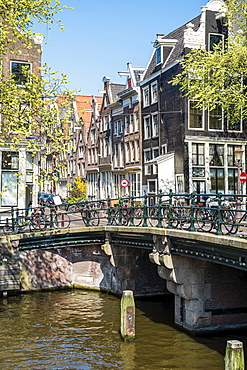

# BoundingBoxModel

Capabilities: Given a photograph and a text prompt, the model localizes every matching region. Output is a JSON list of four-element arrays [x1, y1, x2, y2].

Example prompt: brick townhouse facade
[[73, 0, 246, 201]]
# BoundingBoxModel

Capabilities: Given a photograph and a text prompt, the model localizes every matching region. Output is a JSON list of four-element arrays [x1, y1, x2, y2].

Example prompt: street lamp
[[235, 148, 244, 217]]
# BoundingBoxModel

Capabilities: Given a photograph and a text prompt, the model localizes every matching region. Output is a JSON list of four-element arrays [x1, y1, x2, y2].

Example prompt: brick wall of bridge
[[16, 243, 167, 297], [204, 265, 247, 327]]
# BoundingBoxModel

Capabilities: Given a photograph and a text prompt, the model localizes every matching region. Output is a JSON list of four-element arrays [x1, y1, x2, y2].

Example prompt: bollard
[[120, 290, 135, 341], [225, 340, 245, 370]]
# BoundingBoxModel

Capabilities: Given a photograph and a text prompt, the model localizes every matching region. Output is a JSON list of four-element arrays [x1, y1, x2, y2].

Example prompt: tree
[[171, 0, 247, 125], [0, 0, 75, 199]]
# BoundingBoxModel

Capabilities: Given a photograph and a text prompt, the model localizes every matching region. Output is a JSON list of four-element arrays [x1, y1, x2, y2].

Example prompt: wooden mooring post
[[120, 290, 135, 341], [225, 340, 245, 370]]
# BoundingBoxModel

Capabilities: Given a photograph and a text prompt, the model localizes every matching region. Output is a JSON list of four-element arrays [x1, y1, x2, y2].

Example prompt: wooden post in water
[[120, 290, 135, 341], [225, 340, 245, 370]]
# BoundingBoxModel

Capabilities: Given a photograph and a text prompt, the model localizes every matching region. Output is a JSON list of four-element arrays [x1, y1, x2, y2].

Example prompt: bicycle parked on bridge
[[148, 196, 191, 230], [195, 197, 237, 235], [67, 201, 100, 227], [109, 198, 144, 226], [3, 208, 47, 234]]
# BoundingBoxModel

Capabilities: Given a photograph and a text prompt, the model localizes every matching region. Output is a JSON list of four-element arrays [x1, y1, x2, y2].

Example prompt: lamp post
[[235, 148, 244, 218]]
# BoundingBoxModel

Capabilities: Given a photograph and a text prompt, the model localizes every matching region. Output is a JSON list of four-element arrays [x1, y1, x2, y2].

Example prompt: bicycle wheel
[[54, 213, 70, 229], [133, 207, 143, 226], [195, 208, 213, 232], [148, 207, 158, 227], [221, 209, 237, 235], [179, 208, 191, 230], [167, 208, 179, 228], [87, 210, 100, 226], [30, 213, 46, 231]]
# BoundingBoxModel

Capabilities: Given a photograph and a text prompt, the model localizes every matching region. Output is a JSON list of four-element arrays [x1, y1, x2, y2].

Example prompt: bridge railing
[[0, 191, 247, 237]]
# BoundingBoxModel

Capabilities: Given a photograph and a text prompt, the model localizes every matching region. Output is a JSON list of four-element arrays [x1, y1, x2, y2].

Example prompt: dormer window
[[156, 46, 162, 65]]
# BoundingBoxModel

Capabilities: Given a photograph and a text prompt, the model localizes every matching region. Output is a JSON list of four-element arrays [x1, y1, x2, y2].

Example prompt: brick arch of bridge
[[2, 225, 247, 332]]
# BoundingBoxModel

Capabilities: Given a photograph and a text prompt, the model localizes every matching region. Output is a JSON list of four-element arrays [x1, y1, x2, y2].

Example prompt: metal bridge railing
[[1, 191, 247, 237]]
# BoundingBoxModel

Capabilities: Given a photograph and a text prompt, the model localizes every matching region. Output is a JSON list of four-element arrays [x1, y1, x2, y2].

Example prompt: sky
[[36, 0, 207, 96]]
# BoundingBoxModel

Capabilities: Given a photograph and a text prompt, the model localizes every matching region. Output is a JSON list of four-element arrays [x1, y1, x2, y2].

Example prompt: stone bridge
[[1, 225, 247, 333]]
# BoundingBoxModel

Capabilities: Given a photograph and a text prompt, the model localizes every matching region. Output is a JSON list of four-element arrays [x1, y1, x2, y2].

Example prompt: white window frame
[[10, 60, 32, 86], [152, 113, 159, 137], [144, 116, 151, 139], [151, 81, 158, 104], [188, 100, 204, 131], [143, 87, 149, 107], [208, 106, 223, 132]]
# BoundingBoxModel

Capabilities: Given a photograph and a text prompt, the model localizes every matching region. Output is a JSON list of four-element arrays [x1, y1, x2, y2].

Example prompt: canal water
[[0, 290, 246, 370]]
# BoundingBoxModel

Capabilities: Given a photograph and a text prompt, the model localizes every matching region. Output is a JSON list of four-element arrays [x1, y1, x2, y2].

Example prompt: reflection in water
[[0, 290, 243, 369]]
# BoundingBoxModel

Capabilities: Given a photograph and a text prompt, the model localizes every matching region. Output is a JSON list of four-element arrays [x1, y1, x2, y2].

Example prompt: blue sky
[[36, 0, 206, 96]]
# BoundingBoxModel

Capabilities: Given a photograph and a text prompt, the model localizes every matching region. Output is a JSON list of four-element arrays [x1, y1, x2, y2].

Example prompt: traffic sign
[[240, 172, 247, 183], [120, 178, 130, 188]]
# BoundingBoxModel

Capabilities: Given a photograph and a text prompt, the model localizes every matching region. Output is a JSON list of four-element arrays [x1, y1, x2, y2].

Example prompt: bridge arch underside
[[16, 230, 167, 298], [4, 226, 247, 332]]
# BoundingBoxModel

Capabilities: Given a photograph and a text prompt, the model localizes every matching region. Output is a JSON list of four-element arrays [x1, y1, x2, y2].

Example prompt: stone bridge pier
[[149, 235, 247, 332]]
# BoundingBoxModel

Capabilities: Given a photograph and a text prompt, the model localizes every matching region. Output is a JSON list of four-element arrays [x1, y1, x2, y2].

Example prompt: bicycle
[[109, 199, 144, 226], [195, 198, 237, 235], [67, 201, 100, 226], [3, 208, 46, 234], [148, 197, 190, 230], [40, 205, 71, 229]]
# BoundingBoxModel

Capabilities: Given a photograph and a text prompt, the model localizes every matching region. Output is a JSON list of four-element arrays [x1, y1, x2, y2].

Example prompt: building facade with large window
[[139, 0, 246, 196]]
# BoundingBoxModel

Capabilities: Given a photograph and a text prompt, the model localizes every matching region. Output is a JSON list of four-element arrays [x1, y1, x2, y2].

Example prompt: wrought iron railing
[[1, 190, 247, 237]]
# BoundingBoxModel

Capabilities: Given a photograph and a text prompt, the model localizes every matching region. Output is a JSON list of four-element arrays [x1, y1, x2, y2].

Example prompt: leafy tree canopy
[[171, 0, 247, 125], [0, 0, 76, 184]]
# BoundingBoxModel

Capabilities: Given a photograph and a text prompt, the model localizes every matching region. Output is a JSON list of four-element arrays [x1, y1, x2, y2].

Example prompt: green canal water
[[0, 290, 246, 369]]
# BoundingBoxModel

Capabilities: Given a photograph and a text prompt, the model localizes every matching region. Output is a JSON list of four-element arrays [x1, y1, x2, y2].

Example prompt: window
[[209, 144, 224, 166], [227, 107, 242, 132], [126, 142, 130, 163], [144, 149, 151, 163], [135, 140, 140, 161], [134, 112, 139, 132], [11, 61, 31, 85], [152, 148, 159, 159], [192, 143, 204, 166], [208, 105, 223, 130], [144, 116, 151, 139], [156, 47, 161, 64], [114, 143, 118, 167], [79, 146, 84, 159], [130, 141, 135, 162], [152, 114, 159, 137], [209, 34, 224, 51], [129, 114, 134, 133], [125, 116, 129, 134], [161, 144, 167, 155], [2, 151, 19, 169], [189, 100, 203, 129], [1, 151, 19, 206], [210, 168, 225, 193], [91, 129, 96, 144], [151, 82, 158, 104], [148, 180, 156, 193], [120, 143, 124, 167], [143, 87, 149, 107]]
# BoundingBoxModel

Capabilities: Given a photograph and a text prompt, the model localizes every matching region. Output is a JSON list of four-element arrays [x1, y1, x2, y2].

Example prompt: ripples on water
[[0, 290, 245, 369]]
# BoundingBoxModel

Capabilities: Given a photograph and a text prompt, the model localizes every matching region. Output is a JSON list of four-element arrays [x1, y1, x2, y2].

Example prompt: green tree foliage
[[0, 0, 75, 184], [171, 0, 247, 125]]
